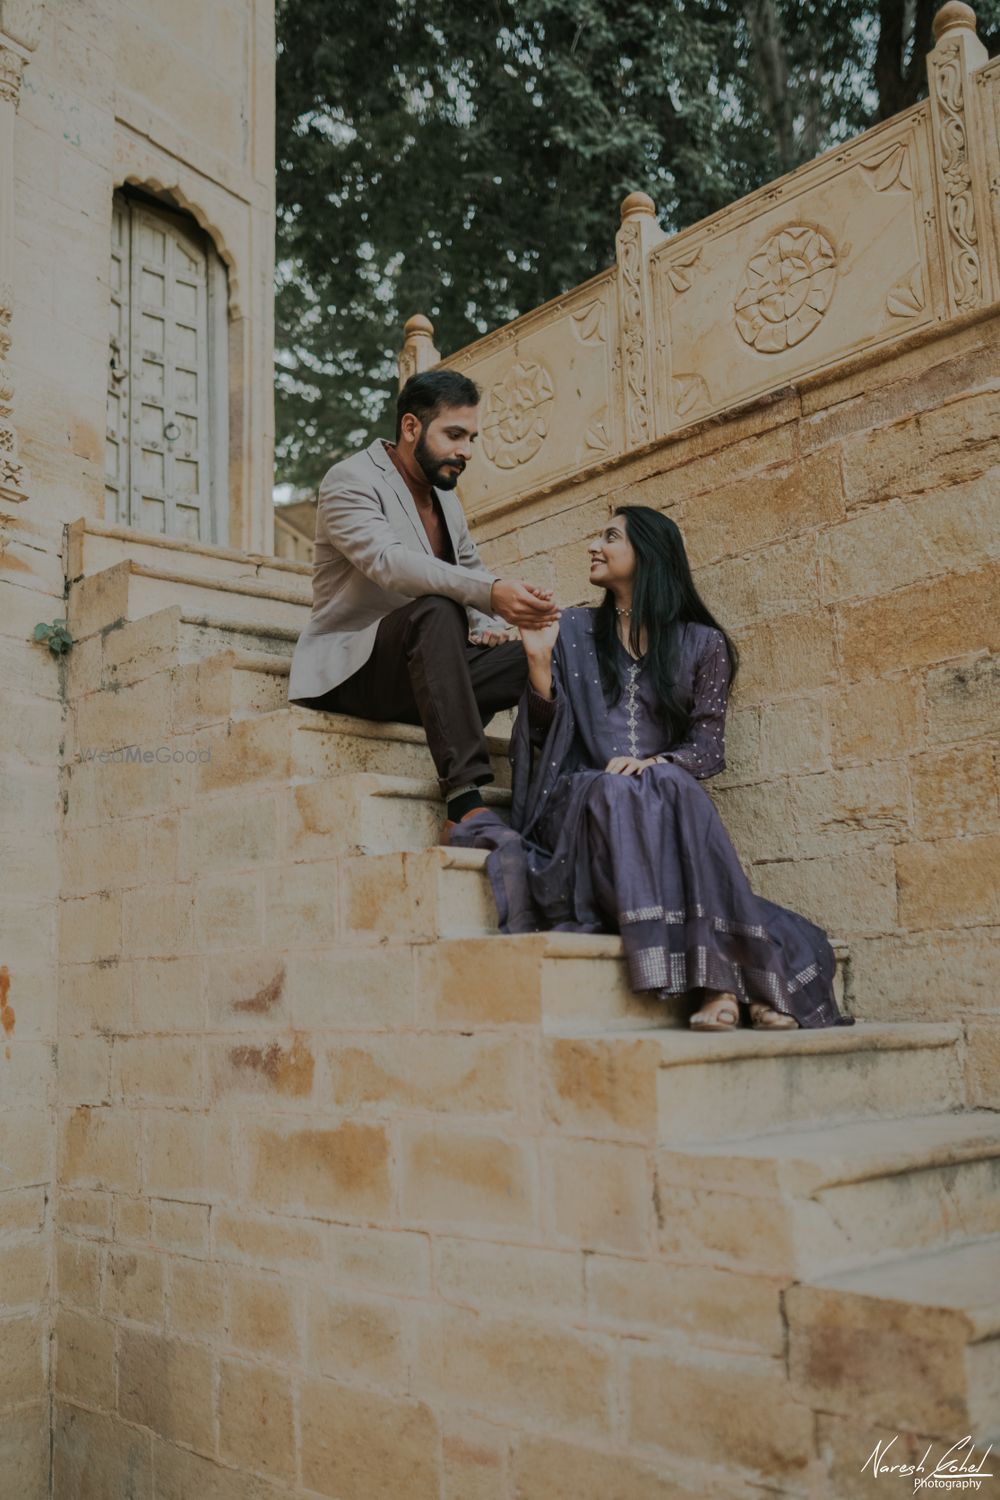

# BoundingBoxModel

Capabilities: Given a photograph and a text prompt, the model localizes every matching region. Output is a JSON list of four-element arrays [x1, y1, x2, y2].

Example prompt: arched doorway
[[106, 188, 229, 544]]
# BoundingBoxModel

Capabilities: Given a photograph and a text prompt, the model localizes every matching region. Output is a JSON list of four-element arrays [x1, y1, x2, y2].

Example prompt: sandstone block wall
[[474, 311, 999, 1038], [46, 606, 998, 1500], [34, 616, 862, 1498], [0, 503, 63, 1500], [0, 1, 275, 1493]]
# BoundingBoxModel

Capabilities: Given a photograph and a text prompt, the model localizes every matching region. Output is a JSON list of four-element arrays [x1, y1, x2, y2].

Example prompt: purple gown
[[453, 607, 849, 1027]]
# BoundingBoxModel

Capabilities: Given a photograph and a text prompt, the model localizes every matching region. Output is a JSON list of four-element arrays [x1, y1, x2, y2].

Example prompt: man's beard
[[415, 430, 465, 490]]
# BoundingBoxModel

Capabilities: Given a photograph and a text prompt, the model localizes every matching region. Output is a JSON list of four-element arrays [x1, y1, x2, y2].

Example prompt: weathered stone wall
[[45, 593, 995, 1500], [474, 308, 1000, 1035], [0, 500, 59, 1499], [0, 1, 275, 1494], [14, 0, 276, 552]]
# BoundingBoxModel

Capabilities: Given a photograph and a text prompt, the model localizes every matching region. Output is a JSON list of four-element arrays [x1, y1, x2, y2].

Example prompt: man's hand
[[605, 756, 659, 776], [469, 628, 518, 647], [491, 579, 560, 628]]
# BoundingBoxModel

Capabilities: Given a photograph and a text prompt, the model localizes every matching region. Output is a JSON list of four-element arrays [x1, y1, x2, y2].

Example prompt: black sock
[[447, 788, 486, 822]]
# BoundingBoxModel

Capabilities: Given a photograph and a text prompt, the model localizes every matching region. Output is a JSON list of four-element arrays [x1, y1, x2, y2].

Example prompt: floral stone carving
[[672, 374, 711, 419], [887, 266, 926, 318], [931, 37, 982, 311], [734, 225, 837, 353], [572, 300, 606, 344], [0, 46, 23, 108], [618, 220, 650, 447], [481, 360, 554, 469], [861, 140, 913, 193]]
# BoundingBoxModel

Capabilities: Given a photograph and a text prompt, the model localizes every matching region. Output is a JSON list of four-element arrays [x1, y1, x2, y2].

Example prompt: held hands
[[491, 579, 561, 629], [519, 617, 561, 656], [605, 756, 660, 776]]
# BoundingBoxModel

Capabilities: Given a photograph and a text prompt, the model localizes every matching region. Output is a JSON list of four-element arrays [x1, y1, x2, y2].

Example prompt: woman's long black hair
[[593, 505, 739, 746]]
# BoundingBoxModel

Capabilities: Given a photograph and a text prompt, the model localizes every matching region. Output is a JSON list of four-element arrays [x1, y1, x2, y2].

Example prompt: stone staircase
[[55, 565, 1000, 1499]]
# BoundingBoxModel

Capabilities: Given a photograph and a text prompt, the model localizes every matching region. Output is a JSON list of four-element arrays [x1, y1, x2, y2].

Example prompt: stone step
[[69, 619, 294, 747], [418, 932, 670, 1031], [338, 845, 857, 1039], [178, 614, 298, 663], [227, 652, 293, 717], [417, 932, 865, 1047], [69, 608, 297, 703], [655, 1110, 1000, 1278], [788, 1235, 1000, 1439], [67, 558, 310, 641], [170, 643, 293, 724], [541, 1022, 964, 1146], [288, 773, 512, 856], [344, 850, 839, 1034], [337, 846, 497, 946], [186, 709, 511, 791], [620, 1340, 819, 1485], [65, 514, 311, 594], [69, 665, 512, 785], [652, 1020, 964, 1146], [339, 853, 671, 1036], [421, 933, 868, 1049]]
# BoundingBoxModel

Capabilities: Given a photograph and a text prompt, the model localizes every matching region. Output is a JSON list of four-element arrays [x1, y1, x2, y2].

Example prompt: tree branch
[[745, 0, 797, 173]]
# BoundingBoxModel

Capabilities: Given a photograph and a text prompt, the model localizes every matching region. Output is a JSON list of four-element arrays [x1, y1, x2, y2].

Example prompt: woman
[[452, 505, 850, 1030]]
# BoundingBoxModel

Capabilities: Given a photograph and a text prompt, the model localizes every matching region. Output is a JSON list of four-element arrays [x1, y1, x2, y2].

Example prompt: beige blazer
[[289, 438, 503, 702]]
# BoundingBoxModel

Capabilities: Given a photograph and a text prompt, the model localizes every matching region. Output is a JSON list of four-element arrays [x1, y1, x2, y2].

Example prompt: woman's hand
[[520, 617, 560, 701], [520, 618, 561, 656], [605, 756, 659, 776]]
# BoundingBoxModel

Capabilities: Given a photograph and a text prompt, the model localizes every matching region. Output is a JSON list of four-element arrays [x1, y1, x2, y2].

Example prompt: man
[[289, 368, 559, 835]]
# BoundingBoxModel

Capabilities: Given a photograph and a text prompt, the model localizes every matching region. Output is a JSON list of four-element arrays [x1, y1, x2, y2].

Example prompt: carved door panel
[[107, 194, 220, 543], [106, 197, 131, 525]]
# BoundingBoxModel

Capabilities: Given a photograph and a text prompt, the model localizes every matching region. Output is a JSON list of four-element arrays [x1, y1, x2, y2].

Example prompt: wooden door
[[106, 196, 131, 526], [106, 193, 224, 543]]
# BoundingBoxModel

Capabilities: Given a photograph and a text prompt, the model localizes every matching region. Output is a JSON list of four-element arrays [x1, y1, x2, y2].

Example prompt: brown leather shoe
[[439, 807, 491, 846]]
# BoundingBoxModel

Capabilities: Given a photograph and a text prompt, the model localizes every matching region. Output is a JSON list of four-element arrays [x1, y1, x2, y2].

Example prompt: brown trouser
[[299, 595, 527, 796]]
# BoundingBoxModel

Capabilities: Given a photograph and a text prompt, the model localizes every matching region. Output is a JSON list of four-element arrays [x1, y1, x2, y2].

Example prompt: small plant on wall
[[32, 619, 74, 656]]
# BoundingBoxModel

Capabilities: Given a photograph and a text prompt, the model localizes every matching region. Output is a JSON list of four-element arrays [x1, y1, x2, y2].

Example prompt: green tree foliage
[[275, 0, 1000, 488]]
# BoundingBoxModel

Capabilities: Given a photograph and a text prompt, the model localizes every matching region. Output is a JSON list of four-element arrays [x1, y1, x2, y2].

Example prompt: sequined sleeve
[[656, 631, 730, 779]]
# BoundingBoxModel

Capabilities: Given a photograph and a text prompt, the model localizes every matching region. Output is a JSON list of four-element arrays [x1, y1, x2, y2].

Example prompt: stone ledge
[[803, 1234, 1000, 1339], [659, 1108, 1000, 1194], [648, 1017, 959, 1066]]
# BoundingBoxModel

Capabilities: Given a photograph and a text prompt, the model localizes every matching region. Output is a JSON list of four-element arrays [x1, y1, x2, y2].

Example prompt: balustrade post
[[927, 3, 995, 314], [615, 192, 666, 450], [398, 313, 441, 388]]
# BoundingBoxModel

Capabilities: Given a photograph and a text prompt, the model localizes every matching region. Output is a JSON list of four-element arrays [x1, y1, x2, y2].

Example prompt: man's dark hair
[[395, 369, 480, 439]]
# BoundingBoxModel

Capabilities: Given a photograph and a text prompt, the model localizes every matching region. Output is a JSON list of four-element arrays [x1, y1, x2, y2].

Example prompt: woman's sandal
[[748, 1002, 799, 1031], [689, 995, 740, 1031]]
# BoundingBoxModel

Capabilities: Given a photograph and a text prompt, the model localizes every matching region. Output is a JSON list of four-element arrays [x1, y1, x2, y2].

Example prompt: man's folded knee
[[406, 594, 467, 628]]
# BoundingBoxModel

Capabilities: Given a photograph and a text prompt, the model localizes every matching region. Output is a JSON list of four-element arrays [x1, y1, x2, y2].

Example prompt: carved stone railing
[[400, 2, 998, 521], [0, 0, 41, 503]]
